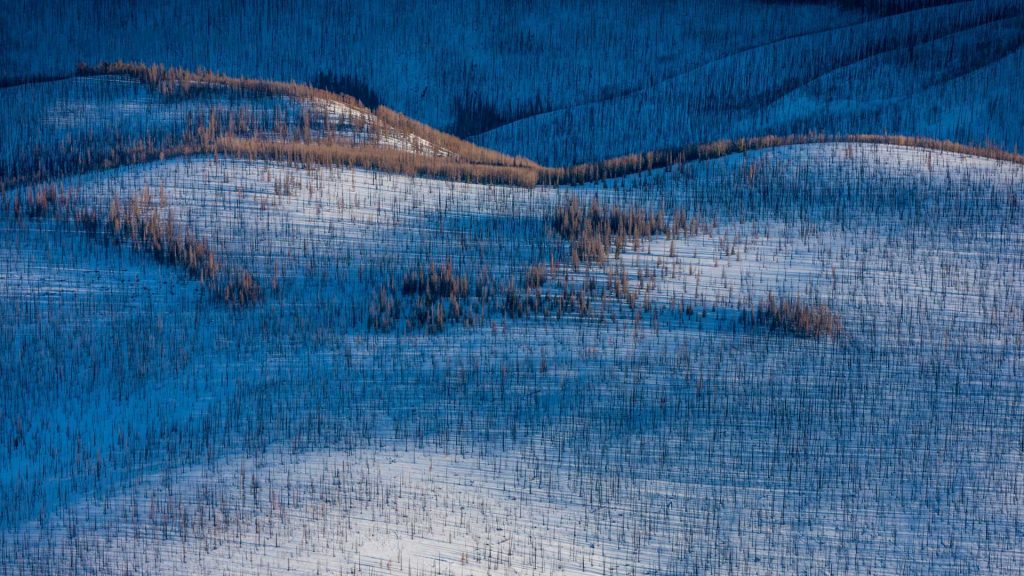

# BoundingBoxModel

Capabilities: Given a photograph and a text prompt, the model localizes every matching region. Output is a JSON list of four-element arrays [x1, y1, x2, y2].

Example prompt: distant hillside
[[0, 63, 541, 188], [4, 0, 1020, 163]]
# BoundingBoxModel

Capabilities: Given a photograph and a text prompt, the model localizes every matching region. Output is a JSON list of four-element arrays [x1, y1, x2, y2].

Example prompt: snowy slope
[[3, 142, 1023, 573], [0, 73, 452, 186]]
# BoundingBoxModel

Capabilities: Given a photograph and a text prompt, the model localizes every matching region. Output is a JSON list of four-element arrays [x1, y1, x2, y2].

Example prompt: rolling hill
[[2, 6, 1024, 574]]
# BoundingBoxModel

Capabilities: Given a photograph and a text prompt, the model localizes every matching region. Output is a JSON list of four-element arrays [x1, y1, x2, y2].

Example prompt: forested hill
[[3, 0, 1022, 163]]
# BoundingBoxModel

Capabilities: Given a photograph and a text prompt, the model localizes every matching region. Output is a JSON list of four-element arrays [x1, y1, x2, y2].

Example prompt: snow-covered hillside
[[3, 141, 1023, 574], [0, 71, 481, 188], [2, 2, 1023, 566]]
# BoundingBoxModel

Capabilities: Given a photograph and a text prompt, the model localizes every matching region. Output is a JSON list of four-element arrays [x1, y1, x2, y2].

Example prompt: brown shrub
[[551, 196, 671, 264], [368, 286, 399, 332], [524, 264, 547, 289], [540, 133, 1024, 185], [401, 261, 469, 301], [3, 184, 263, 307], [214, 137, 540, 187], [79, 194, 262, 306], [77, 61, 369, 113], [748, 293, 843, 339]]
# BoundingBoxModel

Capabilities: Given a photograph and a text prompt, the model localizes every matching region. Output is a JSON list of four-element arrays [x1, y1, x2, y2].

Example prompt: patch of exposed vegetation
[[5, 184, 261, 306], [368, 260, 607, 333], [551, 196, 690, 265], [744, 293, 843, 339], [9, 63, 1024, 192]]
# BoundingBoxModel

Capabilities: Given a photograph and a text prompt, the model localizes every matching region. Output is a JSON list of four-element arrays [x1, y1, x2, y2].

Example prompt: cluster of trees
[[501, 276, 595, 320], [231, 131, 1024, 188], [80, 193, 262, 306], [365, 257, 604, 333], [364, 227, 691, 334], [400, 262, 471, 332], [745, 293, 843, 339], [215, 137, 543, 188], [4, 183, 261, 306], [219, 130, 1024, 189], [551, 196, 687, 264], [76, 62, 369, 112], [541, 133, 1024, 186], [369, 261, 484, 333]]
